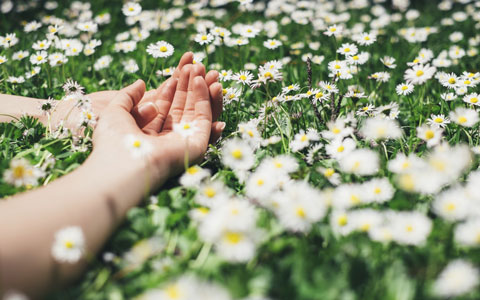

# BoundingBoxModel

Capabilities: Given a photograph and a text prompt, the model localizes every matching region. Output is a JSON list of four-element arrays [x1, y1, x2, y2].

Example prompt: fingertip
[[193, 75, 206, 87]]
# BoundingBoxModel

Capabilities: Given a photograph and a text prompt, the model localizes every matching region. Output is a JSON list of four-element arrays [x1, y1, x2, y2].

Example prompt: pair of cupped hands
[[83, 52, 224, 185]]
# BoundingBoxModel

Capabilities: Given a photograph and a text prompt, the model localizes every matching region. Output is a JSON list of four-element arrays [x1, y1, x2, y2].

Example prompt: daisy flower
[[433, 259, 479, 298], [122, 1, 142, 16], [124, 134, 153, 159], [441, 92, 456, 101], [390, 211, 432, 246], [339, 149, 379, 176], [449, 107, 479, 127], [325, 138, 356, 160], [404, 64, 436, 85], [263, 39, 282, 49], [221, 138, 255, 171], [3, 158, 44, 187], [146, 41, 174, 58], [395, 82, 414, 95], [51, 226, 86, 263], [232, 70, 253, 85], [416, 125, 443, 147], [173, 120, 199, 139], [440, 72, 459, 89], [337, 43, 358, 56], [194, 32, 214, 45], [360, 117, 403, 140], [356, 32, 377, 46], [179, 165, 210, 188], [290, 129, 320, 152], [29, 51, 48, 65], [12, 50, 28, 61], [463, 93, 480, 106], [455, 219, 480, 247], [427, 114, 450, 128], [324, 24, 343, 37], [380, 56, 396, 69], [32, 39, 51, 51]]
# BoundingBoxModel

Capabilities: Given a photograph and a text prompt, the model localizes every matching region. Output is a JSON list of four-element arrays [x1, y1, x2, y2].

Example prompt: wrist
[[79, 145, 169, 210]]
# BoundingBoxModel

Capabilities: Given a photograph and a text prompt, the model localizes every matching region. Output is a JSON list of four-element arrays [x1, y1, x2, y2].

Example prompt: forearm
[[0, 94, 46, 123], [0, 150, 166, 297]]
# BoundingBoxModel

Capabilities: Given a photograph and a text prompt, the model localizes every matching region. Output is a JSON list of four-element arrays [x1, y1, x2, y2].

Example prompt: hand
[[89, 68, 214, 188], [51, 53, 224, 143]]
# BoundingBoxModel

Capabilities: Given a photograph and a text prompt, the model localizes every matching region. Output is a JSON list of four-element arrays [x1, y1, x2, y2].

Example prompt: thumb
[[111, 79, 146, 112]]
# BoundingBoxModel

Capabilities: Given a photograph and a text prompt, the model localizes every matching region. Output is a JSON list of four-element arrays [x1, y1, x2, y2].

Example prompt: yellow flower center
[[239, 75, 247, 81], [364, 36, 370, 40], [64, 240, 74, 249], [458, 116, 467, 123], [401, 85, 408, 90], [166, 285, 180, 299], [337, 145, 345, 152], [374, 187, 382, 194], [128, 7, 134, 11], [406, 225, 413, 232], [470, 97, 478, 103], [448, 78, 456, 84], [257, 179, 264, 186], [186, 166, 198, 175], [446, 203, 456, 212], [350, 195, 360, 204], [315, 92, 323, 98], [332, 127, 340, 134], [324, 168, 335, 177], [13, 166, 26, 179], [264, 71, 273, 78], [231, 149, 243, 159], [197, 207, 209, 214], [344, 48, 350, 52], [425, 130, 435, 140], [434, 117, 443, 123], [133, 140, 141, 148], [36, 56, 43, 61], [296, 207, 306, 218], [337, 215, 348, 226], [225, 232, 242, 244], [352, 55, 359, 60], [183, 123, 190, 130], [416, 70, 424, 77], [300, 135, 308, 142], [201, 35, 208, 41], [160, 46, 168, 52], [204, 187, 216, 198], [360, 224, 370, 232]]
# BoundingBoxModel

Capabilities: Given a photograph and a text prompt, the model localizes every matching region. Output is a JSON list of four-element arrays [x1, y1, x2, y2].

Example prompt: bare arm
[[0, 63, 217, 298]]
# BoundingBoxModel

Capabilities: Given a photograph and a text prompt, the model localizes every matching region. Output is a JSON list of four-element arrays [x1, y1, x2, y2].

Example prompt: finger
[[209, 121, 225, 144], [172, 52, 194, 79], [131, 102, 159, 128], [143, 78, 178, 133], [183, 64, 206, 121], [163, 64, 192, 130], [111, 79, 146, 112], [209, 82, 223, 122], [205, 70, 219, 86], [192, 76, 212, 149], [139, 52, 194, 106]]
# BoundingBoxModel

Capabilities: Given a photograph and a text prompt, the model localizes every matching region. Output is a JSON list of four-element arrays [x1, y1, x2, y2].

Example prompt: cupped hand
[[54, 52, 224, 144], [91, 70, 214, 187]]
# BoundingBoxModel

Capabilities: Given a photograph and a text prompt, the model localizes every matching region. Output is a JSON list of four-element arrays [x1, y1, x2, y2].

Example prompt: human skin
[[0, 52, 225, 142], [0, 55, 222, 297]]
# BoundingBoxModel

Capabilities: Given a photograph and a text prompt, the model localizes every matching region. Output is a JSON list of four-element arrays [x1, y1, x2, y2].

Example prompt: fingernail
[[138, 102, 158, 117], [218, 122, 226, 131]]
